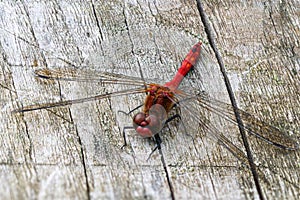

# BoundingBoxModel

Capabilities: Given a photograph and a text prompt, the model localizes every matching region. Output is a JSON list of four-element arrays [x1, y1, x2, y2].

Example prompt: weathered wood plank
[[0, 0, 299, 199], [201, 1, 300, 199]]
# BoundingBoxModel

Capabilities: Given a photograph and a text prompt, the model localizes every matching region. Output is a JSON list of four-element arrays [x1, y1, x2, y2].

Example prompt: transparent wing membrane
[[175, 91, 299, 151], [13, 86, 146, 113], [34, 68, 147, 86]]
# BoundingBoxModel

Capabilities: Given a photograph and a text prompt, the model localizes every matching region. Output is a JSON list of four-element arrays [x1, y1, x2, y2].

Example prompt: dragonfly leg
[[147, 134, 162, 161], [165, 113, 181, 124], [121, 126, 134, 149], [118, 104, 144, 149], [147, 113, 193, 151], [118, 104, 144, 115]]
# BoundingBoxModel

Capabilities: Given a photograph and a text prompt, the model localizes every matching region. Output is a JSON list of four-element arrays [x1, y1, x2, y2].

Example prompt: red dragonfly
[[13, 42, 299, 157]]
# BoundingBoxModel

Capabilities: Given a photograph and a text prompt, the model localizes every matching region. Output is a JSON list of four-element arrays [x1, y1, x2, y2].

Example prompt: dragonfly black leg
[[165, 113, 181, 123], [118, 104, 144, 149], [165, 112, 197, 155], [117, 104, 143, 115], [166, 113, 192, 139], [146, 114, 183, 160], [147, 134, 162, 161], [154, 134, 162, 149], [121, 126, 135, 149]]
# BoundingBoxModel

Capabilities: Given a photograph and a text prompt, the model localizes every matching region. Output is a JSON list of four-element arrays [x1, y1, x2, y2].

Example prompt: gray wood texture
[[0, 0, 299, 199]]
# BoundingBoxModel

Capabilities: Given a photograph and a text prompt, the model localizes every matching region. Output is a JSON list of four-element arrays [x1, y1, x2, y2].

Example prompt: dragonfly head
[[133, 104, 167, 137], [133, 112, 160, 137]]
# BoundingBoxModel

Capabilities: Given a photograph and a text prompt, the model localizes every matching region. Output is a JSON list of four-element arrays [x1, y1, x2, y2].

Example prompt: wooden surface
[[0, 0, 299, 199]]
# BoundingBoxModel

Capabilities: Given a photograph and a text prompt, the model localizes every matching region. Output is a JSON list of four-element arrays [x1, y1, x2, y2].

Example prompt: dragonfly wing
[[34, 68, 162, 86], [176, 91, 299, 150], [173, 92, 249, 164], [198, 96, 299, 150], [12, 86, 145, 113]]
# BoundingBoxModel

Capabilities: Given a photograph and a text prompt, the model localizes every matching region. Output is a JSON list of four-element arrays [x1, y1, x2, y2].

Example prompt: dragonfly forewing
[[34, 68, 160, 86]]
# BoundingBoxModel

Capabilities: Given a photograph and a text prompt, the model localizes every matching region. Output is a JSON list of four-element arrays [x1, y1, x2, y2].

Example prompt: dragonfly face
[[133, 84, 176, 137]]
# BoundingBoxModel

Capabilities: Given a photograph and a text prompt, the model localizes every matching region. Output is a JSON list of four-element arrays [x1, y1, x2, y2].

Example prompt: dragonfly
[[12, 42, 299, 159]]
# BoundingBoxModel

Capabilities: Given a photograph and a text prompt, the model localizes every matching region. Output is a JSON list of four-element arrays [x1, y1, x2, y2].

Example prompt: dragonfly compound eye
[[133, 112, 146, 127]]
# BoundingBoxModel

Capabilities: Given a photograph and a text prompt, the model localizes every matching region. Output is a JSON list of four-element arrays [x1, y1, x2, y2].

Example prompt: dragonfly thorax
[[133, 84, 176, 137]]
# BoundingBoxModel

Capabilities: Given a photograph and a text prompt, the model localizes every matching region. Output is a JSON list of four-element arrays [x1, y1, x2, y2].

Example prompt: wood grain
[[0, 0, 299, 199]]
